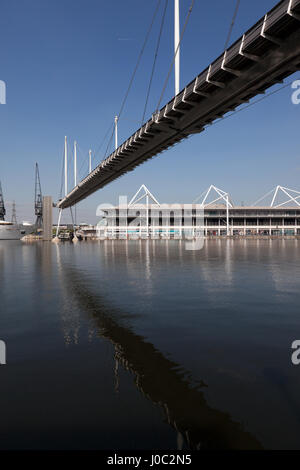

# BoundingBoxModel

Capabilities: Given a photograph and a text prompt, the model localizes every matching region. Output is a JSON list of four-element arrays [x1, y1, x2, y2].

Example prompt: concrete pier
[[43, 196, 53, 241]]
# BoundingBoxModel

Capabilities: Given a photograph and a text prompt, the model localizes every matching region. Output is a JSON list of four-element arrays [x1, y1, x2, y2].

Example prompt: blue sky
[[0, 0, 299, 223]]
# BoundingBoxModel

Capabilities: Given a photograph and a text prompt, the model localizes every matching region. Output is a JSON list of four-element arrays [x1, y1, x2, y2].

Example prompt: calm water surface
[[0, 239, 300, 450]]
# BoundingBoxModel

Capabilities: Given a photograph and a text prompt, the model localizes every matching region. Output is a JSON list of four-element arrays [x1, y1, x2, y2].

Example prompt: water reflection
[[52, 243, 262, 450], [55, 244, 81, 345]]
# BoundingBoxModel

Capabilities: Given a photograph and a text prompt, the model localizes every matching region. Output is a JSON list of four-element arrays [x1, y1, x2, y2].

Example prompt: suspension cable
[[93, 120, 114, 162], [156, 0, 195, 112], [117, 0, 162, 121], [103, 125, 115, 160], [91, 1, 162, 167], [77, 119, 112, 179], [224, 0, 240, 51], [212, 79, 295, 127], [67, 141, 74, 184], [77, 144, 90, 179], [141, 0, 169, 126]]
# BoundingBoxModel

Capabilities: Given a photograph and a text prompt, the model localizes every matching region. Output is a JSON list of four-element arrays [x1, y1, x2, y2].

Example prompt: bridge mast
[[0, 181, 6, 221], [64, 136, 68, 197], [114, 115, 118, 150], [74, 141, 77, 227], [89, 149, 92, 174], [74, 141, 77, 187], [174, 0, 180, 95]]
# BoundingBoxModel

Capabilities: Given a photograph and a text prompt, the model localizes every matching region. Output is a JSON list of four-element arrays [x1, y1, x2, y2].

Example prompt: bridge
[[57, 0, 300, 210]]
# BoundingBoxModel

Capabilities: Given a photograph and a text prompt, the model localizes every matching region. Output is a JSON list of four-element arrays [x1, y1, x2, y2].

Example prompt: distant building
[[93, 185, 300, 239]]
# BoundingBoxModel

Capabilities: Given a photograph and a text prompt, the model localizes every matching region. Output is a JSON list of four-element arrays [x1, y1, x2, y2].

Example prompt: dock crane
[[11, 201, 17, 224], [0, 181, 6, 221], [34, 163, 43, 228]]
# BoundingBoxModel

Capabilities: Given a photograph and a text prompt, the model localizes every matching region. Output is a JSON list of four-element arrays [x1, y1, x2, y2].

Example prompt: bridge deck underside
[[58, 0, 300, 209]]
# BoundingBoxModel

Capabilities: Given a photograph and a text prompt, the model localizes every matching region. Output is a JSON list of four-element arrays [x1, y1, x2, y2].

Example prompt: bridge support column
[[42, 196, 53, 241], [52, 208, 62, 243], [70, 207, 78, 243]]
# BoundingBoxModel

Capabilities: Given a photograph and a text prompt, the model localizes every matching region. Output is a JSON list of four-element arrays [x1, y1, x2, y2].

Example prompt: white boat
[[0, 221, 34, 240], [0, 169, 40, 240]]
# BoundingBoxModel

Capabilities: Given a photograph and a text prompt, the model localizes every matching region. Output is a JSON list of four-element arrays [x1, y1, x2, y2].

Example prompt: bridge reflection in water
[[54, 244, 262, 450]]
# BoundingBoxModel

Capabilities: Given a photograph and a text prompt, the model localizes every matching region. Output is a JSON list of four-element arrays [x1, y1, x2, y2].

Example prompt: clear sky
[[0, 0, 299, 223]]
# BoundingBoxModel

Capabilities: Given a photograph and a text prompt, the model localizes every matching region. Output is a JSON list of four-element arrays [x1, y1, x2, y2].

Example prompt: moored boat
[[0, 221, 34, 240]]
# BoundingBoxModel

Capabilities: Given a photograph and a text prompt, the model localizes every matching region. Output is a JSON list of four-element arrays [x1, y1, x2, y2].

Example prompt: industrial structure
[[95, 184, 300, 239], [0, 166, 42, 240], [0, 181, 5, 221], [35, 163, 43, 228], [11, 201, 17, 224]]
